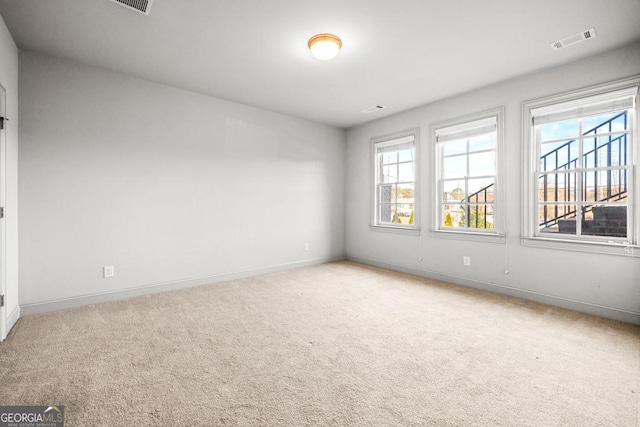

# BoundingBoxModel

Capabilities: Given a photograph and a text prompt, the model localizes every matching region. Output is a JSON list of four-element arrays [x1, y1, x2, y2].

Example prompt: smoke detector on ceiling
[[551, 28, 596, 50], [110, 0, 153, 16], [360, 105, 386, 114]]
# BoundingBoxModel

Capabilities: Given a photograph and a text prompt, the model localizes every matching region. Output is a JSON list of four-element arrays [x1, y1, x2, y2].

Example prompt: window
[[434, 109, 503, 236], [523, 79, 639, 253], [372, 131, 418, 230]]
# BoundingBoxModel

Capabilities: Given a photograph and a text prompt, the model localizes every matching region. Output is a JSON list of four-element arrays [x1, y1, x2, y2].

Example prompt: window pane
[[442, 180, 465, 202], [442, 138, 466, 156], [381, 151, 397, 164], [379, 184, 396, 204], [583, 137, 596, 168], [468, 151, 495, 177], [397, 183, 414, 204], [594, 136, 612, 166], [582, 112, 626, 135], [540, 118, 579, 142], [382, 165, 397, 183], [609, 168, 628, 196], [608, 134, 627, 167], [539, 204, 577, 234], [442, 155, 466, 179], [540, 140, 577, 171], [583, 170, 603, 202], [442, 204, 466, 228], [379, 204, 396, 223], [398, 162, 415, 182], [397, 203, 413, 224], [469, 133, 495, 152], [467, 204, 494, 229], [610, 111, 629, 133], [540, 143, 559, 171], [582, 205, 627, 238], [592, 134, 628, 167], [539, 172, 576, 203], [583, 169, 629, 202], [398, 148, 414, 162], [468, 178, 494, 203]]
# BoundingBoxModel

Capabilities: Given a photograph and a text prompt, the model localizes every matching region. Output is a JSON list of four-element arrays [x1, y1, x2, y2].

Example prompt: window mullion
[[377, 154, 383, 224], [629, 114, 636, 244], [464, 137, 470, 229], [576, 118, 584, 236], [394, 162, 399, 213]]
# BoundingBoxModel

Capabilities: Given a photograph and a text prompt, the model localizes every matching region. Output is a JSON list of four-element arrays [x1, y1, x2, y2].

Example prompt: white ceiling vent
[[110, 0, 153, 16], [360, 105, 386, 114], [551, 28, 596, 50]]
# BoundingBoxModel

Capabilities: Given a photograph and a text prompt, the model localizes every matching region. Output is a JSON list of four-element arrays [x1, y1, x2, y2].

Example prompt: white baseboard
[[21, 255, 345, 316], [346, 255, 640, 325]]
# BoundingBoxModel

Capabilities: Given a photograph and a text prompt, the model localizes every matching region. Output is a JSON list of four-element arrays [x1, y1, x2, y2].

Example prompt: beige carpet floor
[[0, 261, 638, 426]]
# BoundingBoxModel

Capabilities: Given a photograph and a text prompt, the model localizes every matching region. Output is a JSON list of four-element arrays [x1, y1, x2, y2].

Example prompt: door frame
[[0, 83, 7, 341]]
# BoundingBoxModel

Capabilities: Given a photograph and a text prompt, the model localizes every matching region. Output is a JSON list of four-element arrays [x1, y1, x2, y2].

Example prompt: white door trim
[[0, 83, 8, 341]]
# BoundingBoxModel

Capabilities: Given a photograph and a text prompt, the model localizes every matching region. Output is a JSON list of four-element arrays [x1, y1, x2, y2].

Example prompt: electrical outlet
[[103, 265, 115, 278], [304, 243, 309, 252], [463, 256, 471, 266]]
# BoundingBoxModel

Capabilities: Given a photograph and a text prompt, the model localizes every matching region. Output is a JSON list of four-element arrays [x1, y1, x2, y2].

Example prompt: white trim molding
[[346, 255, 640, 325], [20, 256, 344, 316]]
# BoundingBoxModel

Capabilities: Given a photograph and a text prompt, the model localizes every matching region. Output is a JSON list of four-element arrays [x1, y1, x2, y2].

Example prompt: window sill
[[430, 229, 506, 244], [522, 236, 640, 257], [370, 224, 421, 236]]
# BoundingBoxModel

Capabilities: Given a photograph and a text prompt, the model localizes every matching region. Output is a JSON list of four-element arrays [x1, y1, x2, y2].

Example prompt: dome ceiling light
[[308, 33, 342, 61]]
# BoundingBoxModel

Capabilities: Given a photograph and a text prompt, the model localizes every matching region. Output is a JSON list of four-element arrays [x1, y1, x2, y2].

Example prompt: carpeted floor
[[0, 261, 638, 426]]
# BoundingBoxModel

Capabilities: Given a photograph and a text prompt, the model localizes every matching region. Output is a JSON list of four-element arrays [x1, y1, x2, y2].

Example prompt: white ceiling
[[1, 0, 639, 128]]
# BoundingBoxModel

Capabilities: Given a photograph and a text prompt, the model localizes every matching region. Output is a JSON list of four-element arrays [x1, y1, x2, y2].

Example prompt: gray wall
[[345, 40, 640, 324], [14, 40, 640, 323], [0, 13, 19, 336], [19, 50, 345, 312]]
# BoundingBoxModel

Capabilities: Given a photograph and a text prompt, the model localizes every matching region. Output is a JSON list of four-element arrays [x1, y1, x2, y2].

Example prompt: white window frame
[[521, 76, 640, 256], [371, 129, 419, 234], [431, 108, 505, 243]]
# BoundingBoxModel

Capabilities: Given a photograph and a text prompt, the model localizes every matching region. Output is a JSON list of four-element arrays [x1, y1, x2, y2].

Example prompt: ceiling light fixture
[[308, 34, 342, 61]]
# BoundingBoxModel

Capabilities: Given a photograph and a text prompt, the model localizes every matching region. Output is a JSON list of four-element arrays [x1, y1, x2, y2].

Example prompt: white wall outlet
[[463, 256, 471, 266], [304, 243, 309, 252], [103, 265, 115, 278]]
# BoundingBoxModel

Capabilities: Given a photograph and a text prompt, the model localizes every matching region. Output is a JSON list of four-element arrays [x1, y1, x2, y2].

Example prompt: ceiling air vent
[[110, 0, 153, 16], [360, 105, 386, 114], [551, 28, 596, 50]]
